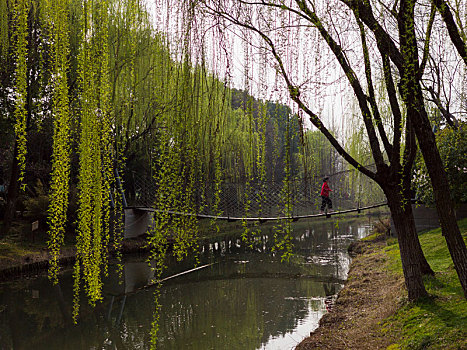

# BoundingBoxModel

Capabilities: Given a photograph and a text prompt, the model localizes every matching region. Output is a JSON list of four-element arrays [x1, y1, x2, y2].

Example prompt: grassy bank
[[297, 218, 467, 350], [382, 219, 467, 350]]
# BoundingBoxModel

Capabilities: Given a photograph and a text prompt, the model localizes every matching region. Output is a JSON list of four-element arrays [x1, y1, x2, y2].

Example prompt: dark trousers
[[321, 196, 332, 211]]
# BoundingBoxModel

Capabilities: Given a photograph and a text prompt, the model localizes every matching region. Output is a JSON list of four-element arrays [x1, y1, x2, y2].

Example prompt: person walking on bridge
[[320, 177, 333, 214]]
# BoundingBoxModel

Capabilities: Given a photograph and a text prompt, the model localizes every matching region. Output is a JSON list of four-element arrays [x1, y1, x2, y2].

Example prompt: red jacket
[[321, 181, 332, 197]]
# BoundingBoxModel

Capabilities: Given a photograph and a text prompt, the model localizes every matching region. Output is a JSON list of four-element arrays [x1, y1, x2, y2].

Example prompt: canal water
[[0, 217, 374, 349]]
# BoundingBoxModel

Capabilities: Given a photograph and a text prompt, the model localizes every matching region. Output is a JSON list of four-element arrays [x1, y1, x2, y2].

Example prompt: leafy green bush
[[413, 122, 467, 206], [24, 180, 49, 226]]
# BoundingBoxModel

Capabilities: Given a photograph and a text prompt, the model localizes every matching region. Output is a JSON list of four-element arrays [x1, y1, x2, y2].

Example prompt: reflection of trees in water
[[0, 275, 121, 349], [156, 278, 322, 349], [155, 219, 365, 349], [0, 265, 328, 349], [0, 219, 369, 349], [293, 219, 363, 282]]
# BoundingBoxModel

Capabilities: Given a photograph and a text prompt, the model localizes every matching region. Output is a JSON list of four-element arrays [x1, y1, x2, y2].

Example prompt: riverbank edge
[[296, 232, 403, 349], [295, 219, 467, 350], [0, 237, 149, 281]]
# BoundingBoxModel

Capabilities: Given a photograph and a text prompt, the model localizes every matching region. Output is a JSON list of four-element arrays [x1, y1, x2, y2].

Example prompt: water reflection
[[0, 218, 372, 349]]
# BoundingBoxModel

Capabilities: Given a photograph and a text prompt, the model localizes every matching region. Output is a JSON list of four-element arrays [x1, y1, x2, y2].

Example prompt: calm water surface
[[0, 218, 374, 349]]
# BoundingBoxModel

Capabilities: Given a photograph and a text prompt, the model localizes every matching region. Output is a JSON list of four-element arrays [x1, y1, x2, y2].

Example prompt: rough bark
[[401, 192, 434, 276], [398, 0, 467, 298], [376, 165, 433, 277], [431, 0, 467, 66], [400, 118, 434, 276], [409, 100, 467, 297], [384, 185, 428, 301], [2, 143, 20, 234]]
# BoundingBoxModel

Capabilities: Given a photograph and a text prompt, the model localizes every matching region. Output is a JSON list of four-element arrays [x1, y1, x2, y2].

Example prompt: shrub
[[24, 180, 49, 226], [413, 122, 467, 206]]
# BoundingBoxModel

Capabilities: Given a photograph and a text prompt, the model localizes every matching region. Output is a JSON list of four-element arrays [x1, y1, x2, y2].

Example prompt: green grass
[[0, 240, 39, 261], [0, 220, 76, 264], [382, 218, 467, 350]]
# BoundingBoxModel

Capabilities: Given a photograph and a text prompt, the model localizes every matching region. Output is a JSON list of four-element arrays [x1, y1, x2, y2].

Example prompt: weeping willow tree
[[71, 0, 113, 319], [2, 1, 365, 349], [43, 0, 73, 284], [0, 0, 8, 59], [11, 0, 29, 190], [4, 0, 348, 344], [142, 41, 240, 350], [5, 0, 118, 320], [103, 1, 241, 342]]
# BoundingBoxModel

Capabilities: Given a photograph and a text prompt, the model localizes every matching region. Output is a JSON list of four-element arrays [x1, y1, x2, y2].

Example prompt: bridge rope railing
[[124, 164, 386, 221], [126, 202, 389, 222]]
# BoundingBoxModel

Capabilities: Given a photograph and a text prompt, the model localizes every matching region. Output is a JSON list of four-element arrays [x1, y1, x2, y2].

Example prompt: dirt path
[[296, 235, 403, 349]]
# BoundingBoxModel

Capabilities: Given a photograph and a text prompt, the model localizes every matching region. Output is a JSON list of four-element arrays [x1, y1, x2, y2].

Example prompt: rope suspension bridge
[[121, 165, 388, 237]]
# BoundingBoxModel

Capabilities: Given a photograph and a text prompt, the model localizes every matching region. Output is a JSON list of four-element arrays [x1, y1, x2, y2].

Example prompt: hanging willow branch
[[0, 0, 9, 58], [73, 0, 113, 321], [12, 0, 30, 189], [46, 0, 72, 284], [98, 0, 112, 278]]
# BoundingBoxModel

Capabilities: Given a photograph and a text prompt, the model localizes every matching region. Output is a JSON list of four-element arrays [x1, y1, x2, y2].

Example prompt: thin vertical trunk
[[385, 187, 428, 301], [398, 0, 467, 298], [402, 193, 434, 276], [410, 104, 467, 298], [3, 143, 20, 234]]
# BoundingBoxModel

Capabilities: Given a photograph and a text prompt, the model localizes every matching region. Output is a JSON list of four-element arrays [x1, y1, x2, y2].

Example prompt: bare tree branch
[[431, 0, 467, 66], [380, 52, 403, 168], [418, 4, 436, 77], [295, 0, 385, 169], [354, 12, 393, 159], [202, 1, 377, 179], [426, 85, 459, 128], [339, 0, 404, 69]]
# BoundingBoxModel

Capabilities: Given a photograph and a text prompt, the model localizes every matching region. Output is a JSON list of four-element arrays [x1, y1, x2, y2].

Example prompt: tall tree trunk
[[384, 186, 428, 301], [402, 193, 434, 276], [409, 100, 467, 298], [398, 0, 467, 298], [2, 142, 20, 234]]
